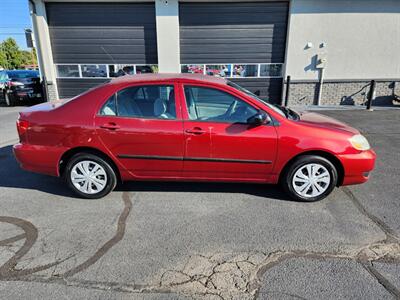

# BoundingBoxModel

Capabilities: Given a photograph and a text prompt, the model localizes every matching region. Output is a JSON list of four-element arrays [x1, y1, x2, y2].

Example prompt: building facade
[[30, 0, 400, 106]]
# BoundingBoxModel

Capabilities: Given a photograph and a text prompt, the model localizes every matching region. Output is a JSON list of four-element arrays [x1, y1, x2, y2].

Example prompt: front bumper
[[12, 90, 42, 101], [338, 149, 376, 186], [9, 86, 42, 100]]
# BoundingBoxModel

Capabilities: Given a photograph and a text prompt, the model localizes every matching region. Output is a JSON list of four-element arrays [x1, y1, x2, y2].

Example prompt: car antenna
[[100, 46, 127, 75]]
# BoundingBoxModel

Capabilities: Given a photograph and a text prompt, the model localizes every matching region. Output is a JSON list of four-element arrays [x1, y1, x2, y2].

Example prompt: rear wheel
[[65, 153, 117, 199], [281, 155, 338, 202]]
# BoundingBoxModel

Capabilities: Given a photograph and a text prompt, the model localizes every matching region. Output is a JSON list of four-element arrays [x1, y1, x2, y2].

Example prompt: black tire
[[64, 153, 117, 199], [281, 155, 338, 202]]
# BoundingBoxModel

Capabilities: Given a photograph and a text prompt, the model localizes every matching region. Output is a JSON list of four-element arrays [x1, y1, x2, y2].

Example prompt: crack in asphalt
[[0, 187, 399, 299], [342, 186, 399, 243], [362, 261, 400, 299], [63, 192, 132, 277], [0, 216, 66, 279], [0, 192, 132, 281]]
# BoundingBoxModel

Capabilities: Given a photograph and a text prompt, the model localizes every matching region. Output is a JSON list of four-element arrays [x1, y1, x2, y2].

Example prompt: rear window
[[6, 71, 39, 79]]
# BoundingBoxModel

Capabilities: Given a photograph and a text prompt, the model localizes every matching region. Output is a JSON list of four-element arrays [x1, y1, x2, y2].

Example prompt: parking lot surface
[[0, 104, 399, 299]]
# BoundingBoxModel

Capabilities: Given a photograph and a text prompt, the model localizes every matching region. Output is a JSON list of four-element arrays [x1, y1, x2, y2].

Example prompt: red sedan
[[13, 74, 376, 201]]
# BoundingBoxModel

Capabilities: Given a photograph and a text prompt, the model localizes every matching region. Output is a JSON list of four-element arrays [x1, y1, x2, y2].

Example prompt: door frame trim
[[118, 154, 272, 164]]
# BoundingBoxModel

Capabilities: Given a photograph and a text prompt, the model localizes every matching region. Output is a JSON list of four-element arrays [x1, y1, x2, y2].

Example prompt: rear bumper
[[338, 149, 376, 186], [13, 143, 64, 177]]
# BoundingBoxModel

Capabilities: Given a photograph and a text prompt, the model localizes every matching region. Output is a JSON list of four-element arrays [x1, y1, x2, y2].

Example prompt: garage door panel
[[56, 79, 110, 99], [180, 54, 285, 65], [46, 3, 156, 27], [47, 2, 158, 98], [180, 3, 287, 16], [181, 16, 288, 26], [231, 78, 283, 102], [47, 3, 158, 64], [180, 2, 288, 103], [53, 54, 152, 65], [179, 2, 288, 64], [180, 29, 284, 40], [52, 45, 155, 55], [49, 28, 156, 40], [50, 38, 153, 46]]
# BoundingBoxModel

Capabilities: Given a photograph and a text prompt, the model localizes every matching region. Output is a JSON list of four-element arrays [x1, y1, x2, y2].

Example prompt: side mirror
[[247, 111, 271, 126]]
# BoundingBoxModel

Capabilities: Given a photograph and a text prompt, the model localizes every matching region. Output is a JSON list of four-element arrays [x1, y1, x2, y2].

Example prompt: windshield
[[227, 81, 287, 118], [7, 71, 39, 79]]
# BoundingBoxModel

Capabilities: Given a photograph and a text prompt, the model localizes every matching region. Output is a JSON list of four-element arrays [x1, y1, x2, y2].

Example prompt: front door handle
[[185, 127, 206, 135], [100, 122, 120, 130]]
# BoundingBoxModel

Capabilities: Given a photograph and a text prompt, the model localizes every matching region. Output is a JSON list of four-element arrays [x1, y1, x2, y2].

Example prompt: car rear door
[[94, 82, 185, 178], [180, 84, 278, 182]]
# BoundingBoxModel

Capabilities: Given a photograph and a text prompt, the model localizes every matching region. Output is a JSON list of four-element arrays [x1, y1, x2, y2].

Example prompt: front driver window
[[184, 86, 258, 123]]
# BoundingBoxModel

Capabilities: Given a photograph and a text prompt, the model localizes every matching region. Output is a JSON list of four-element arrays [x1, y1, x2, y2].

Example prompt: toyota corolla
[[13, 74, 376, 201]]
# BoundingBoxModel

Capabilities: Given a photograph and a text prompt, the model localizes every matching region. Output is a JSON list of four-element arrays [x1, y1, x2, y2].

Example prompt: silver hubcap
[[70, 160, 107, 194], [292, 163, 331, 198]]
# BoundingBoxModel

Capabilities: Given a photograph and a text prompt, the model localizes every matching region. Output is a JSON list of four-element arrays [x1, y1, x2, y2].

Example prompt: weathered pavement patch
[[153, 240, 400, 299], [258, 258, 393, 300], [0, 281, 191, 300]]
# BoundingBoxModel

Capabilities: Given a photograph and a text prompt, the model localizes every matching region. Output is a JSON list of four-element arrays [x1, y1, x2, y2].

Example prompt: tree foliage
[[0, 37, 37, 70]]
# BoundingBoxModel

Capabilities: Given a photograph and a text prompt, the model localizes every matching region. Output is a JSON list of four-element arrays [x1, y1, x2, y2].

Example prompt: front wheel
[[65, 153, 117, 199], [281, 155, 338, 202]]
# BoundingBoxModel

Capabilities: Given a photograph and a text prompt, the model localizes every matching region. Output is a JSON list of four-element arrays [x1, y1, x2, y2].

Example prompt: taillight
[[17, 119, 30, 137]]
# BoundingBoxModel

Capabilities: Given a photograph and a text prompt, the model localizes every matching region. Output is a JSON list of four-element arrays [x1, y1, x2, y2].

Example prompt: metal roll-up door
[[179, 2, 289, 103], [46, 3, 158, 99]]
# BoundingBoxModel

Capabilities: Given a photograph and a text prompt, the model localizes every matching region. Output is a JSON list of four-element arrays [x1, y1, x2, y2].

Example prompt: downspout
[[317, 67, 325, 106], [28, 0, 43, 80]]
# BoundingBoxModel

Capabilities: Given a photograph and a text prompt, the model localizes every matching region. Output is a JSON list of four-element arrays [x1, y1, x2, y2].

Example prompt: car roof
[[109, 73, 227, 85]]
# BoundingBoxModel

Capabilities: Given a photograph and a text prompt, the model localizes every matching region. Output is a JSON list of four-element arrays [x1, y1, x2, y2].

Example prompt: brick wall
[[284, 80, 400, 106]]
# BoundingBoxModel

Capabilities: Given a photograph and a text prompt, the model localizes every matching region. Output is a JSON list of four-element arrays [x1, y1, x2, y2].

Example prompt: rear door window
[[99, 85, 176, 120]]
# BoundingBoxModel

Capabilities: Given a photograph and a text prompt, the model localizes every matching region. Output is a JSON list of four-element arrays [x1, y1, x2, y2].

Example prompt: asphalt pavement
[[0, 102, 399, 299]]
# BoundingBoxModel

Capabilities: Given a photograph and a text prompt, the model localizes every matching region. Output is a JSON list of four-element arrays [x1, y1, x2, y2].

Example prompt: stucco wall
[[285, 0, 400, 81]]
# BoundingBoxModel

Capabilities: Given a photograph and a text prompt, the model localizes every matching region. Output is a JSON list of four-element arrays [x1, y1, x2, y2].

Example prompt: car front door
[[94, 83, 184, 178], [181, 84, 278, 182]]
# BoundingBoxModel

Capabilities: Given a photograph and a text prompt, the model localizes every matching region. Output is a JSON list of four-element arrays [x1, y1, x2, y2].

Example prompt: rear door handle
[[185, 127, 206, 135], [100, 122, 120, 130]]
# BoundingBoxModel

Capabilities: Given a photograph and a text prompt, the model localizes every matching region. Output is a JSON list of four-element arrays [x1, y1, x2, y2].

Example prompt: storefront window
[[181, 63, 283, 78], [232, 65, 258, 77], [181, 64, 204, 74], [56, 65, 79, 78], [205, 65, 229, 77], [136, 65, 158, 74], [80, 64, 107, 78], [109, 65, 135, 77], [260, 64, 282, 77]]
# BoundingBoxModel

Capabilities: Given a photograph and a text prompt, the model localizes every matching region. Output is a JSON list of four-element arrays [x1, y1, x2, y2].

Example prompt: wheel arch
[[279, 150, 345, 187], [59, 146, 121, 182]]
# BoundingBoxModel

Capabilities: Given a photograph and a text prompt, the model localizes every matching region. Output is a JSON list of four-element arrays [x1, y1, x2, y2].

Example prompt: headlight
[[349, 134, 370, 151]]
